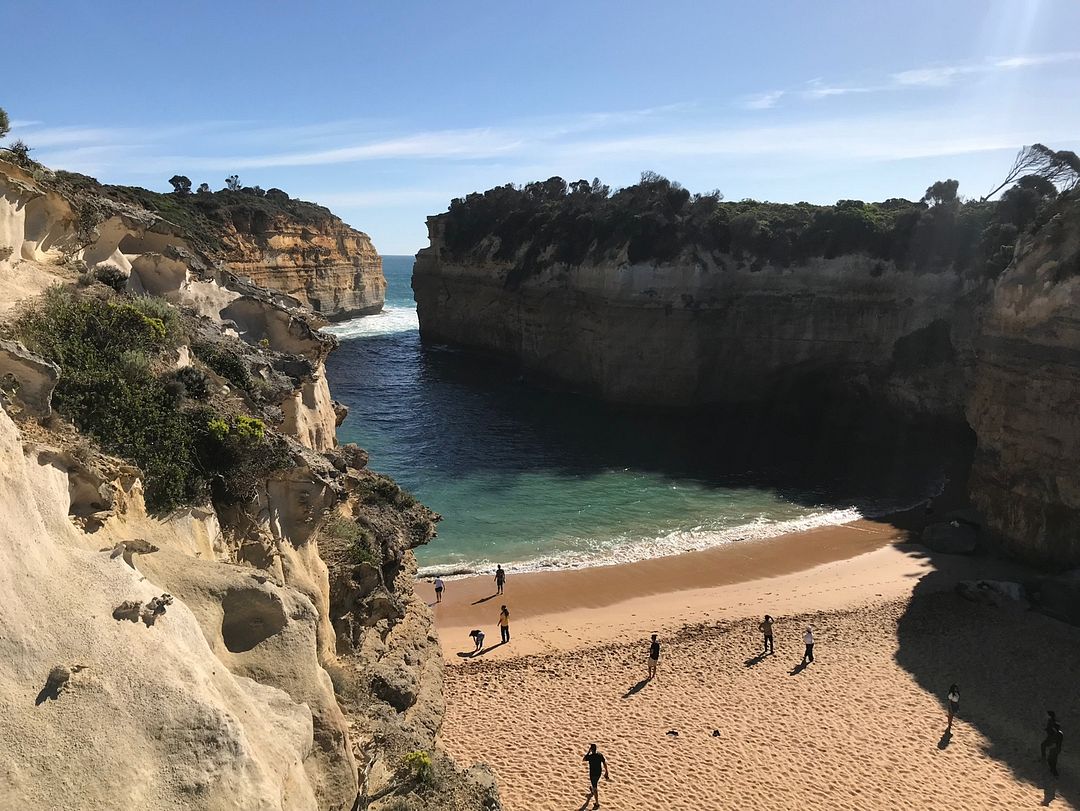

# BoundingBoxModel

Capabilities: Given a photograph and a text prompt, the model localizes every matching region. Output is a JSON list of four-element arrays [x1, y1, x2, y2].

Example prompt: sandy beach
[[430, 524, 1080, 810]]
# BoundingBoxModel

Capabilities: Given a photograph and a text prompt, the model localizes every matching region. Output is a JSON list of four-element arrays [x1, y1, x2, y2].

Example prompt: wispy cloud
[[741, 91, 785, 110], [744, 50, 1080, 108]]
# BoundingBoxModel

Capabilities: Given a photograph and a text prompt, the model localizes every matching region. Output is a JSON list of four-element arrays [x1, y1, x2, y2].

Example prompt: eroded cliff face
[[221, 211, 386, 321], [967, 197, 1080, 567], [0, 158, 496, 810], [414, 217, 987, 420]]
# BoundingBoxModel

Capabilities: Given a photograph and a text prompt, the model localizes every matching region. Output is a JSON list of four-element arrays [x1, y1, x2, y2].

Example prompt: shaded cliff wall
[[414, 217, 987, 422], [967, 196, 1080, 567]]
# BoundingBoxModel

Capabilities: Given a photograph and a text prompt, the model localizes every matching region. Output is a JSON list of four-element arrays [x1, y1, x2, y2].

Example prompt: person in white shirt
[[434, 577, 445, 603], [947, 684, 960, 728], [802, 626, 815, 664]]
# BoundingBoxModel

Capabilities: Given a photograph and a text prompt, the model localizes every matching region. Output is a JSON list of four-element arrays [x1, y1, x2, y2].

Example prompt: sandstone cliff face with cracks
[[414, 216, 987, 420], [967, 196, 1080, 568], [0, 157, 497, 810], [220, 209, 386, 322], [414, 194, 1080, 570]]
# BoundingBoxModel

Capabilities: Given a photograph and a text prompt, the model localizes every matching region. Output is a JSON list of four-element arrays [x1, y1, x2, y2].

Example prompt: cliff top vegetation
[[438, 145, 1078, 284]]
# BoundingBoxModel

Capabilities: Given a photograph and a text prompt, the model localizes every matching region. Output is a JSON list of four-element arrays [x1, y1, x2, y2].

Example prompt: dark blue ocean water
[[325, 256, 937, 574]]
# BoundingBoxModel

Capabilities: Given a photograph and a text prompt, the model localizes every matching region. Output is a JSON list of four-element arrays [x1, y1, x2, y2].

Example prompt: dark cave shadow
[[471, 593, 499, 605], [34, 683, 59, 706], [622, 678, 651, 698], [894, 548, 1079, 807]]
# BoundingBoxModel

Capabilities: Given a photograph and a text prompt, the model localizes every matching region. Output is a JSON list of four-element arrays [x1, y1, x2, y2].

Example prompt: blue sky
[[3, 0, 1080, 253]]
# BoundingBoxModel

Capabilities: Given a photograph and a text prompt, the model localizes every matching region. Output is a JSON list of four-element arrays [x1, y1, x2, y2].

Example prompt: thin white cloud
[[741, 91, 784, 110], [801, 79, 875, 99]]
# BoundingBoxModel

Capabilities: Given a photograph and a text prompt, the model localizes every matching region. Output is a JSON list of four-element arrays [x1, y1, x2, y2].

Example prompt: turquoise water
[[325, 256, 939, 574]]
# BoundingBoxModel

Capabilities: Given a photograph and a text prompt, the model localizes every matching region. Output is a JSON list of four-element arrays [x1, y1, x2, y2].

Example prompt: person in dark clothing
[[469, 629, 484, 653], [947, 684, 960, 728], [647, 634, 661, 679], [803, 626, 815, 664], [582, 744, 609, 809], [495, 565, 506, 595], [1041, 711, 1064, 776], [759, 615, 775, 654]]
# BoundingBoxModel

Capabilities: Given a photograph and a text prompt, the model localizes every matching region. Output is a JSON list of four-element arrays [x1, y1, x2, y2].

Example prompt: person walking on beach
[[802, 626, 815, 664], [495, 565, 506, 595], [469, 629, 484, 653], [1041, 711, 1064, 777], [647, 634, 661, 679], [498, 605, 510, 643], [759, 615, 775, 654], [434, 577, 444, 603], [582, 744, 609, 809], [947, 684, 960, 728]]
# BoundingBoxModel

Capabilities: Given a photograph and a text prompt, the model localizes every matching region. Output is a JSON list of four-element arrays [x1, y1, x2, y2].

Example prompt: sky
[[3, 1, 1080, 254]]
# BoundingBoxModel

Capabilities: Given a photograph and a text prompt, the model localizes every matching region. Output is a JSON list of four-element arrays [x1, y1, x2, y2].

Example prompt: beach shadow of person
[[471, 594, 499, 605], [456, 651, 476, 658], [622, 678, 650, 698], [745, 652, 769, 668], [937, 729, 952, 750], [789, 660, 809, 676], [471, 641, 507, 658]]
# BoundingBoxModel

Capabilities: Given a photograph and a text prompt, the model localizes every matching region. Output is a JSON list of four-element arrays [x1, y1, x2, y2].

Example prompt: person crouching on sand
[[803, 626, 815, 664], [947, 684, 960, 728], [434, 577, 444, 603], [469, 629, 484, 653], [759, 615, 775, 654], [498, 605, 510, 643], [647, 634, 661, 679], [582, 744, 609, 809]]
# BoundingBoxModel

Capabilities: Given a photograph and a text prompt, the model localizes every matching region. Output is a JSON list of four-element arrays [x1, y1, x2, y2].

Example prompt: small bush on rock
[[400, 750, 436, 788]]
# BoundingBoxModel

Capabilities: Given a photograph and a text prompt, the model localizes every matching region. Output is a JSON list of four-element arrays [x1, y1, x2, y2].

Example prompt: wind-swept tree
[[224, 175, 241, 191], [984, 143, 1080, 200], [922, 179, 959, 206], [0, 107, 9, 140]]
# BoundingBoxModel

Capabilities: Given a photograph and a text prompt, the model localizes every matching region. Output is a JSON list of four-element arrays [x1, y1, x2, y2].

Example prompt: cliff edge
[[0, 155, 496, 811]]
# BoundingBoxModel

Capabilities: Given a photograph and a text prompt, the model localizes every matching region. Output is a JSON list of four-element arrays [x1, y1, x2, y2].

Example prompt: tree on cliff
[[984, 143, 1080, 200], [922, 179, 959, 206], [224, 175, 241, 191], [0, 107, 9, 140], [168, 175, 192, 195], [196, 183, 210, 194]]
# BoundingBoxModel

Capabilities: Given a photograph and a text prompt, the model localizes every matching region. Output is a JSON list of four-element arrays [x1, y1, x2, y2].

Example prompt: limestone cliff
[[967, 196, 1080, 567], [414, 178, 1080, 569], [414, 215, 987, 420], [219, 207, 386, 321], [0, 156, 496, 811]]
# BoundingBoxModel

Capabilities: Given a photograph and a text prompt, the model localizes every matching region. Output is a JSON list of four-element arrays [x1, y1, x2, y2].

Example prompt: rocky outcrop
[[414, 216, 987, 419], [220, 211, 385, 321], [966, 196, 1080, 567], [0, 157, 494, 810]]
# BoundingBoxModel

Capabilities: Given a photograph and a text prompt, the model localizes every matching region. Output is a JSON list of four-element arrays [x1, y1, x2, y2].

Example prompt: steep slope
[[0, 156, 497, 811], [967, 196, 1080, 566]]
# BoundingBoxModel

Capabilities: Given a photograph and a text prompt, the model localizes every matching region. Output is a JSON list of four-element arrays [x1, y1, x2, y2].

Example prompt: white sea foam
[[323, 305, 419, 340], [417, 506, 864, 578]]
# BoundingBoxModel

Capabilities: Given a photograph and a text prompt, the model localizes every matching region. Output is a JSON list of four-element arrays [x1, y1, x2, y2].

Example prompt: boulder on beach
[[922, 520, 978, 554], [956, 579, 1029, 609]]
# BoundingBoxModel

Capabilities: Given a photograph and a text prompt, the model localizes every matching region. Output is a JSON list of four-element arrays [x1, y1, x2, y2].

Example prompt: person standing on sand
[[582, 744, 609, 809], [469, 629, 484, 653], [947, 684, 960, 728], [495, 565, 506, 595], [1041, 711, 1064, 777], [498, 605, 510, 643], [802, 626, 815, 664], [434, 577, 444, 603], [647, 634, 661, 679], [759, 615, 775, 654]]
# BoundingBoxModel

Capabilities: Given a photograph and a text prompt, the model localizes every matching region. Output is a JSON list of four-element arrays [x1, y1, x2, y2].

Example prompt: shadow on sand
[[894, 547, 1079, 806], [745, 651, 771, 668], [472, 593, 499, 605], [789, 660, 810, 676], [622, 678, 651, 699]]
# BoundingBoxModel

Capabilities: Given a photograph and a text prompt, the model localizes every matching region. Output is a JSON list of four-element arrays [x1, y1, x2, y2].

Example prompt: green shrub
[[193, 410, 292, 505], [170, 366, 212, 400], [400, 750, 435, 788], [360, 474, 418, 509], [321, 515, 379, 565], [192, 340, 252, 392]]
